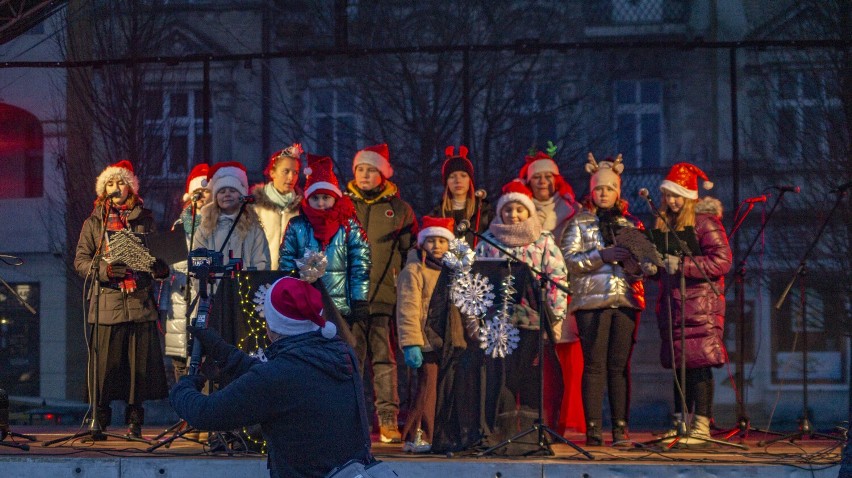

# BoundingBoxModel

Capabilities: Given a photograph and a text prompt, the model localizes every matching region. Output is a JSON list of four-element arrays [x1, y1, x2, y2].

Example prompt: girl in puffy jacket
[[561, 153, 653, 447], [279, 154, 371, 321], [650, 163, 731, 446]]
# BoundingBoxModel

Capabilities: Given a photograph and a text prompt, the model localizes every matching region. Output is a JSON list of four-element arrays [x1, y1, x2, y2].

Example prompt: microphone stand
[[716, 192, 791, 442], [636, 194, 745, 450], [758, 188, 847, 446], [462, 223, 592, 460], [45, 198, 150, 446]]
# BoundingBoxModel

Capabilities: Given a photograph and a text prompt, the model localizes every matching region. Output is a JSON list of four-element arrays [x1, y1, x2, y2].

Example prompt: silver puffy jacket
[[560, 210, 645, 312]]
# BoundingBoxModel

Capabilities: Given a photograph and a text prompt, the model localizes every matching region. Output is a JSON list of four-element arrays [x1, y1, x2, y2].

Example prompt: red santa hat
[[417, 216, 456, 246], [496, 179, 536, 217], [208, 161, 249, 197], [519, 151, 560, 182], [352, 143, 393, 179], [586, 152, 624, 196], [659, 162, 714, 200], [263, 277, 336, 339], [304, 154, 342, 198], [441, 145, 474, 185], [96, 160, 139, 196], [183, 163, 209, 201]]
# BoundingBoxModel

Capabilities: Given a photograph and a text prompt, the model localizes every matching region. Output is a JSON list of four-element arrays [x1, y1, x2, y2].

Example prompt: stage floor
[[0, 425, 845, 477]]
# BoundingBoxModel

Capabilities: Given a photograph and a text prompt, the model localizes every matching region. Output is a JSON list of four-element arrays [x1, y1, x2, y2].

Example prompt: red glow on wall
[[0, 103, 43, 199]]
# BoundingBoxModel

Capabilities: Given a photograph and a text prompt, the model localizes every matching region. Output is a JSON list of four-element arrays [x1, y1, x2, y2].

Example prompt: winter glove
[[101, 261, 128, 280], [151, 258, 170, 280], [187, 325, 231, 364], [179, 373, 207, 391], [664, 254, 681, 275], [403, 346, 423, 369], [349, 300, 371, 323], [640, 261, 658, 276], [599, 246, 631, 264]]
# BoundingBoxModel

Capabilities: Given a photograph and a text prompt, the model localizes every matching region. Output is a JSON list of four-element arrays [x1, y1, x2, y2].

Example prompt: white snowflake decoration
[[253, 283, 272, 317], [249, 348, 269, 363], [452, 273, 495, 317], [443, 238, 475, 274], [479, 315, 520, 358], [295, 249, 328, 283]]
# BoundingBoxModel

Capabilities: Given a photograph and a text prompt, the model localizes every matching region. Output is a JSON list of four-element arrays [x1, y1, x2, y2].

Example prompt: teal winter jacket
[[279, 215, 371, 316]]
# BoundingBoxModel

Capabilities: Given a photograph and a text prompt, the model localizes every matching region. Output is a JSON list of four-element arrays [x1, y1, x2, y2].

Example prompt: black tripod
[[458, 222, 592, 459], [45, 200, 150, 446], [1, 388, 36, 451], [716, 191, 792, 442], [638, 194, 746, 450], [759, 188, 847, 446]]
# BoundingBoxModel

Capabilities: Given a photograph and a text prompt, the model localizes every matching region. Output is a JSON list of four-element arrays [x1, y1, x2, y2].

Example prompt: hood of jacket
[[346, 179, 399, 205], [695, 196, 723, 218], [251, 182, 302, 212], [267, 331, 356, 382]]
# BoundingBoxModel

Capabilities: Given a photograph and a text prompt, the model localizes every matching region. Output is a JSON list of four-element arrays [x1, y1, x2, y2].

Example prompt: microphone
[[745, 195, 767, 203], [474, 189, 487, 199], [239, 195, 256, 204], [191, 191, 204, 202], [106, 190, 122, 198], [830, 180, 852, 193], [638, 188, 650, 199], [456, 219, 471, 234], [772, 185, 800, 193]]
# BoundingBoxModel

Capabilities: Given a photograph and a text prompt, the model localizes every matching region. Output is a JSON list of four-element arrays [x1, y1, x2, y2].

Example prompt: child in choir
[[396, 216, 455, 453], [652, 163, 731, 446], [561, 154, 653, 446], [279, 154, 371, 322], [429, 145, 492, 246], [194, 161, 270, 270], [252, 144, 303, 270]]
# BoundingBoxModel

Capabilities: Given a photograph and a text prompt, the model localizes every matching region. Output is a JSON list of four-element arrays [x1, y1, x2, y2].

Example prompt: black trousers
[[575, 307, 639, 425], [673, 366, 714, 417]]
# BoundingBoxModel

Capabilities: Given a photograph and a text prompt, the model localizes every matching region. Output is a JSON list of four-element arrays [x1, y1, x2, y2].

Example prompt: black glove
[[180, 374, 207, 391], [349, 300, 370, 323], [152, 258, 170, 279], [599, 246, 631, 263], [187, 325, 231, 364], [99, 260, 128, 280]]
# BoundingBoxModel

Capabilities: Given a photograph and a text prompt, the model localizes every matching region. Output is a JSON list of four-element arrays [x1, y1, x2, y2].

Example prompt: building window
[[615, 79, 663, 168], [510, 81, 558, 152], [0, 283, 40, 396], [611, 0, 663, 23], [310, 86, 358, 164], [773, 70, 843, 162], [144, 89, 205, 177], [0, 103, 43, 199]]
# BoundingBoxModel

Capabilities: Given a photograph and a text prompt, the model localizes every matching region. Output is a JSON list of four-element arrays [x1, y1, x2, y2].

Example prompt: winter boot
[[379, 412, 402, 444], [95, 406, 112, 431], [585, 421, 603, 446], [611, 419, 630, 447], [681, 415, 712, 447], [125, 404, 144, 439]]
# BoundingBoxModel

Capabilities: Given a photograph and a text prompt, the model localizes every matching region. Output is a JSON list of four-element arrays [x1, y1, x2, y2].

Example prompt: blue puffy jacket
[[279, 215, 371, 316]]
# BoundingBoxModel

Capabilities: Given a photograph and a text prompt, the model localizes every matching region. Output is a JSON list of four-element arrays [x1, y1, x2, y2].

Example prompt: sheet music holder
[[146, 229, 189, 266]]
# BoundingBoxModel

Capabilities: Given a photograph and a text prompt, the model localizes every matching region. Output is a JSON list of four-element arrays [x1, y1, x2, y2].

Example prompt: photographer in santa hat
[[170, 277, 371, 478]]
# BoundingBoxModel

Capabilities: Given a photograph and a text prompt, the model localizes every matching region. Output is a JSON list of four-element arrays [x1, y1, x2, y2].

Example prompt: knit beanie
[[441, 145, 474, 184], [585, 153, 624, 196]]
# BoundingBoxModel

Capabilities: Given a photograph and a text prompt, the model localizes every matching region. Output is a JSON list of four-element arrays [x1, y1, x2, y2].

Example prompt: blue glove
[[403, 346, 423, 369]]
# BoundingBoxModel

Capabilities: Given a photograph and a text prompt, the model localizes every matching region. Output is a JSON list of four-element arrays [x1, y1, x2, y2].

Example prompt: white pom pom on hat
[[659, 162, 713, 200]]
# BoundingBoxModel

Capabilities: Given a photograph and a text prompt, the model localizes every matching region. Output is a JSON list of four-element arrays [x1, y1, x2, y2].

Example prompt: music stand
[[461, 224, 592, 460], [45, 201, 150, 446], [759, 189, 846, 446]]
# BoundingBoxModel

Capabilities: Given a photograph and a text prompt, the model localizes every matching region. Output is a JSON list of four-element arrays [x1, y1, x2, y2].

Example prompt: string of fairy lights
[[234, 271, 270, 453]]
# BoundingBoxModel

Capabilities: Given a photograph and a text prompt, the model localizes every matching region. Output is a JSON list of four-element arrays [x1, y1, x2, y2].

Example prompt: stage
[[0, 425, 844, 477]]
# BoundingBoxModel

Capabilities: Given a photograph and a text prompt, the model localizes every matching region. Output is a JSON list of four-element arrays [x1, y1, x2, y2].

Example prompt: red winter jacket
[[656, 197, 731, 369]]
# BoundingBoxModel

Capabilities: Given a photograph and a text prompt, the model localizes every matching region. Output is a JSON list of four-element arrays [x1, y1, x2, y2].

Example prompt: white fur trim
[[263, 281, 321, 336], [187, 176, 207, 195], [353, 150, 394, 178], [496, 192, 536, 217], [659, 180, 698, 199], [526, 158, 559, 180], [305, 181, 342, 198], [96, 166, 139, 196], [418, 226, 455, 246]]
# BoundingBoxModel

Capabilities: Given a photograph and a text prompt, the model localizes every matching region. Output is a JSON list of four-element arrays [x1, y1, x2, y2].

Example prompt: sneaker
[[379, 414, 402, 444], [402, 429, 431, 453]]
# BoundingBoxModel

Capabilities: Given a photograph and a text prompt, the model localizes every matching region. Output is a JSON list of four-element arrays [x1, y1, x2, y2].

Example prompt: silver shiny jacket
[[560, 210, 646, 312]]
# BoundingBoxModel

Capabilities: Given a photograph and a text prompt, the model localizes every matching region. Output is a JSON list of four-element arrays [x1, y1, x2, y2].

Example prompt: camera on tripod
[[188, 248, 243, 276]]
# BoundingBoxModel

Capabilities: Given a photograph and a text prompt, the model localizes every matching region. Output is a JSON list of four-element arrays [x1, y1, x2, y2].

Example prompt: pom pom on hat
[[519, 151, 560, 182], [418, 216, 456, 245], [96, 160, 140, 196], [441, 145, 474, 184], [304, 154, 342, 198], [659, 162, 713, 199], [208, 161, 249, 197], [183, 163, 209, 201], [264, 277, 336, 339], [496, 179, 536, 217], [352, 143, 393, 179]]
